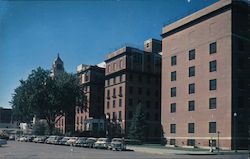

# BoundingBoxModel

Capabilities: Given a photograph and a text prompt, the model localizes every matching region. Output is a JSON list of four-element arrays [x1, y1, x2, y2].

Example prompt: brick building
[[161, 0, 249, 150], [75, 64, 105, 134], [104, 39, 162, 141]]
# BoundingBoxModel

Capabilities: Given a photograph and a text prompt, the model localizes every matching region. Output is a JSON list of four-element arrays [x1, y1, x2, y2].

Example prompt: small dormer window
[[147, 43, 149, 47]]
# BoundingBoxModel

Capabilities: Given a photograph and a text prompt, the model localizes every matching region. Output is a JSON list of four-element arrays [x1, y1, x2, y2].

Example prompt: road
[[0, 141, 248, 159]]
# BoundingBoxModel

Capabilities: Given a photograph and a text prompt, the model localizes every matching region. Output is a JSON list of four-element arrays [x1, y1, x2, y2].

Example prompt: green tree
[[128, 103, 147, 141], [11, 67, 86, 134]]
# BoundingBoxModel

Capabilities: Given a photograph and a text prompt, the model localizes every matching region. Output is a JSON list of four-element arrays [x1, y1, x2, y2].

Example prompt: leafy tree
[[32, 120, 49, 135], [128, 103, 147, 141], [11, 67, 86, 134]]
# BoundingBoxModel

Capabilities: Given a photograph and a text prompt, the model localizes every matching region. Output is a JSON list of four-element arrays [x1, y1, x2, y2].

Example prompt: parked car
[[19, 136, 28, 142], [26, 135, 36, 142], [93, 138, 111, 149], [109, 138, 126, 151], [57, 137, 70, 145], [74, 137, 87, 147], [83, 138, 97, 148], [0, 139, 7, 146], [33, 136, 48, 143], [65, 137, 78, 146], [8, 135, 15, 140], [45, 136, 62, 144]]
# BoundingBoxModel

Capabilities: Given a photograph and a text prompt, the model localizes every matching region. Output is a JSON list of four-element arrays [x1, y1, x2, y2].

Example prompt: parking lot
[[0, 141, 249, 159]]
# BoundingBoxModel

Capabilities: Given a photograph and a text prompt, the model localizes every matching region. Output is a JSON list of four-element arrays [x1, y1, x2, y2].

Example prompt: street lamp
[[233, 112, 237, 153], [105, 114, 110, 138]]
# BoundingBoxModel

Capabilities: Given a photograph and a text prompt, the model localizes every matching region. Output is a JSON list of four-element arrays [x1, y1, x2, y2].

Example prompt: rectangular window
[[112, 112, 116, 120], [189, 83, 195, 94], [119, 99, 122, 107], [209, 122, 216, 133], [113, 88, 116, 97], [170, 103, 176, 113], [107, 90, 110, 99], [119, 86, 122, 96], [118, 111, 122, 120], [120, 75, 123, 82], [188, 123, 195, 133], [209, 60, 217, 72], [170, 124, 176, 133], [170, 139, 176, 145], [107, 101, 110, 109], [113, 100, 116, 108], [113, 77, 116, 84], [171, 56, 177, 66], [209, 98, 216, 109], [187, 139, 195, 146], [209, 79, 217, 90], [189, 66, 195, 77], [210, 42, 217, 54], [189, 49, 195, 60], [188, 100, 195, 111], [171, 71, 176, 81], [171, 87, 176, 97]]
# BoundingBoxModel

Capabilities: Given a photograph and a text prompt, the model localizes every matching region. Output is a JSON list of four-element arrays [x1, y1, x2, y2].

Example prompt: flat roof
[[162, 0, 231, 35]]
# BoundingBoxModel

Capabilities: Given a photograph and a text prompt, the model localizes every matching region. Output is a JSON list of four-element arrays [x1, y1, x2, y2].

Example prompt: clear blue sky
[[0, 0, 218, 108]]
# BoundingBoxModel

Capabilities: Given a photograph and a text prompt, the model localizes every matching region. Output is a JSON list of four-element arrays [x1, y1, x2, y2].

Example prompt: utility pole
[[233, 113, 237, 153]]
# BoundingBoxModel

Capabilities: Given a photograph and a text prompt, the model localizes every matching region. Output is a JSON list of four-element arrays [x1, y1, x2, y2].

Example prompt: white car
[[94, 138, 111, 149], [109, 138, 126, 151], [65, 137, 78, 146]]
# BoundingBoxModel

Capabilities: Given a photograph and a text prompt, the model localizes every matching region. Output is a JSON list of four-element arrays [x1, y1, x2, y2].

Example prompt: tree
[[11, 67, 87, 134], [128, 103, 147, 141]]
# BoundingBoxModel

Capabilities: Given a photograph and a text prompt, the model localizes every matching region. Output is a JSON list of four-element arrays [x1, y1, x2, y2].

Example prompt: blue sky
[[0, 0, 218, 108]]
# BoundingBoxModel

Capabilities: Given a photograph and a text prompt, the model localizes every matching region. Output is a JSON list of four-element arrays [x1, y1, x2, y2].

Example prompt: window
[[119, 86, 122, 96], [129, 86, 133, 94], [189, 66, 195, 77], [171, 56, 177, 66], [120, 75, 123, 82], [189, 49, 195, 60], [107, 90, 110, 99], [209, 79, 217, 90], [170, 103, 176, 113], [170, 124, 176, 133], [171, 71, 176, 81], [107, 101, 110, 109], [209, 122, 216, 133], [113, 77, 116, 84], [187, 139, 195, 146], [210, 42, 217, 54], [154, 113, 158, 121], [171, 87, 176, 97], [113, 88, 116, 97], [112, 112, 116, 120], [113, 100, 116, 108], [118, 111, 122, 120], [119, 60, 123, 68], [209, 60, 217, 72], [107, 79, 110, 86], [209, 139, 216, 147], [146, 89, 150, 96], [113, 63, 116, 71], [170, 139, 176, 145], [188, 100, 195, 111], [129, 98, 133, 106], [189, 83, 195, 94], [188, 123, 195, 133], [209, 98, 216, 109], [119, 99, 122, 107]]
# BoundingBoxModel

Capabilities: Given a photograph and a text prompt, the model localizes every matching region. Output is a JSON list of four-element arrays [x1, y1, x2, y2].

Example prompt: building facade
[[104, 39, 162, 141], [161, 0, 249, 150], [75, 64, 105, 135]]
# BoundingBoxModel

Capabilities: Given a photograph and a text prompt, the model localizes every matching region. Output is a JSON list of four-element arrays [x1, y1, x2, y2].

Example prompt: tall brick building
[[104, 39, 162, 141], [161, 0, 249, 150], [75, 64, 105, 134]]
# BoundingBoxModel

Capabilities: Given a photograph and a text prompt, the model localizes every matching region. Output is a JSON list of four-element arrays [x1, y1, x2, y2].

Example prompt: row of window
[[171, 42, 217, 66], [170, 79, 217, 97], [170, 97, 216, 113], [106, 111, 122, 120], [106, 59, 124, 73], [107, 99, 123, 109], [170, 122, 217, 134], [169, 139, 217, 147], [170, 60, 216, 81]]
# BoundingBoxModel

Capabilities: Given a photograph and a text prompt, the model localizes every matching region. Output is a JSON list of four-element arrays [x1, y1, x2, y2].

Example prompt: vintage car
[[93, 138, 111, 149], [109, 138, 126, 151]]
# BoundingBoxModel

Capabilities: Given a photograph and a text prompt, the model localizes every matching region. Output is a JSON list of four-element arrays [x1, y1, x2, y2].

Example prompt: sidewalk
[[126, 144, 250, 156]]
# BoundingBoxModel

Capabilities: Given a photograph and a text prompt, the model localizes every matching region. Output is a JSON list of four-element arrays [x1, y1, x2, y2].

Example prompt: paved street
[[0, 141, 249, 159]]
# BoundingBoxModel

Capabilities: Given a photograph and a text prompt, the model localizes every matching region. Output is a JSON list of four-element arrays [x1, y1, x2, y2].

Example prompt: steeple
[[52, 53, 64, 77]]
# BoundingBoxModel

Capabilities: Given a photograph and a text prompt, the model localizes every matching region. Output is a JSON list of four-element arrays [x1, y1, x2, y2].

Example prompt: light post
[[217, 131, 220, 153], [105, 114, 110, 138], [233, 112, 237, 153]]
